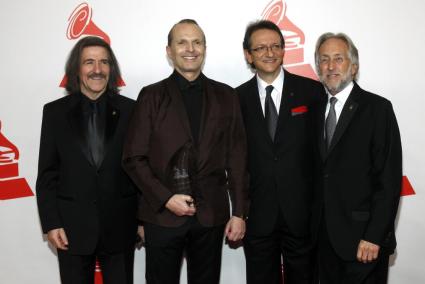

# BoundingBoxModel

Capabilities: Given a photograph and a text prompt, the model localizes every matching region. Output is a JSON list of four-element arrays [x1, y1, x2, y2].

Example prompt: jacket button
[[93, 200, 97, 204], [274, 157, 278, 161], [323, 174, 329, 178]]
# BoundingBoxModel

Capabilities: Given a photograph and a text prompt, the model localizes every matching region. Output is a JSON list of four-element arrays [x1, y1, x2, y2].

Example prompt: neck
[[257, 68, 281, 84], [82, 91, 105, 101], [176, 69, 201, 82]]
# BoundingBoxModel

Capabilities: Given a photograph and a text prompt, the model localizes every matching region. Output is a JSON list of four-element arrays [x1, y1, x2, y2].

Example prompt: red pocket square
[[291, 105, 308, 115]]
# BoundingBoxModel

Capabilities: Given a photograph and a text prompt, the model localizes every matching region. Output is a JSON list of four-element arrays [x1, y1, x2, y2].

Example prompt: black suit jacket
[[311, 82, 402, 261], [236, 70, 324, 237], [123, 73, 249, 228], [36, 93, 137, 255]]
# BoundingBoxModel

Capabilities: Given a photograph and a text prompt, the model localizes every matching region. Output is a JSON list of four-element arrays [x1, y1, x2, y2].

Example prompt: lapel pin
[[349, 105, 353, 110], [290, 92, 294, 97], [112, 110, 117, 115]]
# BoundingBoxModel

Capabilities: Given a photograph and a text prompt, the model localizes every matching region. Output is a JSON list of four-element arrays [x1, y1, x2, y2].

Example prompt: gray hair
[[314, 32, 359, 81]]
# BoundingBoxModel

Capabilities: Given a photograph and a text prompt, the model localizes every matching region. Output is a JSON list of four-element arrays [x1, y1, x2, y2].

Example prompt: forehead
[[319, 38, 349, 55], [250, 29, 281, 45], [171, 23, 204, 41], [80, 46, 109, 60]]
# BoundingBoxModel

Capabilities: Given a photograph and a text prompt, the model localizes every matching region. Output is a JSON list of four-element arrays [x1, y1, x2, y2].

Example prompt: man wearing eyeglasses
[[236, 20, 324, 284]]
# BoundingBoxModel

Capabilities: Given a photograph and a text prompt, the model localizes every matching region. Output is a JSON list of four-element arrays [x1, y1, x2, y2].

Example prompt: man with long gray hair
[[311, 32, 402, 283], [36, 36, 137, 284]]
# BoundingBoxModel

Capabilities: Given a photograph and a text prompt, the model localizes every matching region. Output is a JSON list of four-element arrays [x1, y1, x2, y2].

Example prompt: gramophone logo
[[59, 2, 125, 88], [0, 120, 33, 200], [262, 0, 317, 80], [262, 0, 415, 197]]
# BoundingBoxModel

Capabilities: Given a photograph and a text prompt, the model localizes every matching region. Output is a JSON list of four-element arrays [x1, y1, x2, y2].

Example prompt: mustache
[[88, 73, 107, 79]]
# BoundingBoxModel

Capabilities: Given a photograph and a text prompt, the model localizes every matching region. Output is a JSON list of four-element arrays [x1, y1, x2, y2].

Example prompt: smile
[[182, 56, 198, 60]]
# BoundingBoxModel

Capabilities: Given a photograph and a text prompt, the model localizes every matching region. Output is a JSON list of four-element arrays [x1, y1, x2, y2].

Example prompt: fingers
[[47, 228, 68, 250], [165, 194, 196, 216], [356, 240, 379, 263], [225, 217, 246, 242], [137, 225, 145, 243]]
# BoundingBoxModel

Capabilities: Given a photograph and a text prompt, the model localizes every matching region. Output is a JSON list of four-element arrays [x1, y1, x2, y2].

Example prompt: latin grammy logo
[[262, 0, 317, 80], [59, 2, 125, 88], [67, 2, 111, 44], [0, 120, 33, 200]]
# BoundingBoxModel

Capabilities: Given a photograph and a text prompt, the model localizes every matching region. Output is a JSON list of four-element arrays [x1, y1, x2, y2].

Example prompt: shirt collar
[[79, 91, 108, 114], [327, 81, 354, 106], [256, 67, 284, 96], [172, 70, 204, 91]]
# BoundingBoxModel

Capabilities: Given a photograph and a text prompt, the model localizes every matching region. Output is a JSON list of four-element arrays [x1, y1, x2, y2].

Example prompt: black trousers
[[317, 220, 389, 284], [57, 248, 134, 284], [144, 217, 225, 284], [244, 211, 314, 284]]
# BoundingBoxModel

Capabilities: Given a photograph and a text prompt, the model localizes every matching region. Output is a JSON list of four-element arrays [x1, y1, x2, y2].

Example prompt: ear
[[244, 49, 253, 64], [166, 45, 172, 59], [351, 63, 359, 77]]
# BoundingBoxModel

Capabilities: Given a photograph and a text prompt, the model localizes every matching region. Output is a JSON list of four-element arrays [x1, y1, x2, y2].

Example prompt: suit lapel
[[274, 71, 294, 144], [100, 94, 120, 168], [327, 86, 359, 154], [67, 94, 93, 166], [197, 78, 220, 166], [246, 76, 274, 146], [165, 77, 193, 141], [317, 99, 327, 161]]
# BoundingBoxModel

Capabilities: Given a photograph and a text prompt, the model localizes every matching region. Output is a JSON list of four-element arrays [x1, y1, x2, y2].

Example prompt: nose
[[186, 42, 194, 52], [328, 60, 335, 71], [266, 46, 274, 57], [94, 62, 102, 73]]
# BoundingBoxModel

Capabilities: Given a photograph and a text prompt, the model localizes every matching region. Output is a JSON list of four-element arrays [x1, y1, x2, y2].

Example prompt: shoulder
[[137, 78, 170, 102], [235, 76, 257, 102], [285, 70, 323, 90], [111, 93, 135, 105], [206, 77, 235, 94], [354, 84, 392, 108], [42, 94, 75, 113]]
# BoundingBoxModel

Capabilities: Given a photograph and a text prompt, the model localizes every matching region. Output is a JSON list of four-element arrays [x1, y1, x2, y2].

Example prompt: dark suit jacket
[[123, 73, 249, 228], [311, 82, 402, 261], [236, 70, 324, 237], [36, 92, 137, 255]]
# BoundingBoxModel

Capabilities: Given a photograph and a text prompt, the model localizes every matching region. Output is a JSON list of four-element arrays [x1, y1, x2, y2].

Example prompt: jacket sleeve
[[226, 90, 249, 218], [364, 100, 402, 245], [36, 105, 62, 233], [122, 88, 173, 212]]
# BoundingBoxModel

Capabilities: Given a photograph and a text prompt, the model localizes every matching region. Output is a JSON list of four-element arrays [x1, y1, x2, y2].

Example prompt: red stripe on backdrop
[[401, 176, 415, 196]]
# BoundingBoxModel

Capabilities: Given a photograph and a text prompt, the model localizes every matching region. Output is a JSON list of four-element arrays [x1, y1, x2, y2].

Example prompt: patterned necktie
[[87, 101, 103, 167], [265, 85, 278, 141], [325, 96, 338, 148]]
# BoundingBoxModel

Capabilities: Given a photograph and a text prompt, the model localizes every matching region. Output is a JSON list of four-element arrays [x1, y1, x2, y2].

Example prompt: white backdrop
[[0, 0, 424, 283]]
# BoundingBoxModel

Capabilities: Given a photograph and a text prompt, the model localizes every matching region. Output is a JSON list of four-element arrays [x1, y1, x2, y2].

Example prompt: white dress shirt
[[256, 67, 284, 116], [325, 82, 354, 123]]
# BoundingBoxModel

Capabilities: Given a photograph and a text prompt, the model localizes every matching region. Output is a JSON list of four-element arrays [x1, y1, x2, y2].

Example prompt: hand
[[136, 225, 145, 249], [224, 216, 246, 242], [47, 228, 68, 250], [357, 239, 380, 263], [137, 225, 145, 243], [165, 194, 196, 216]]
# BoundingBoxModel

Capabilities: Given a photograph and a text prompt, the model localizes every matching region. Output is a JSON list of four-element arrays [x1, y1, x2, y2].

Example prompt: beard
[[320, 65, 353, 95]]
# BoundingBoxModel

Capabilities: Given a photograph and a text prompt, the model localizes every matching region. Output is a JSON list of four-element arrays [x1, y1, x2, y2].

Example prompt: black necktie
[[325, 96, 337, 148], [265, 85, 278, 141], [87, 101, 103, 167]]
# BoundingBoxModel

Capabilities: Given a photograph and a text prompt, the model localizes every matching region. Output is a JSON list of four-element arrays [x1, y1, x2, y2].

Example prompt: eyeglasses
[[250, 44, 283, 54]]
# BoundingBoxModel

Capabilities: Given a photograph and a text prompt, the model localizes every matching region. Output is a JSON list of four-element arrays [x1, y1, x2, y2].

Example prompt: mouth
[[327, 73, 340, 79], [89, 74, 106, 80], [182, 55, 198, 61]]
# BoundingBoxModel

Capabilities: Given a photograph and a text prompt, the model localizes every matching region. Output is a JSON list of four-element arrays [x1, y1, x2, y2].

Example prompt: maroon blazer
[[123, 73, 249, 227]]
